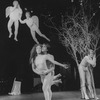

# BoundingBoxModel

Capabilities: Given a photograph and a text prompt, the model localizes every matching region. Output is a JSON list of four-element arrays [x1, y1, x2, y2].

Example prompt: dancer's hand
[[46, 38, 50, 42], [63, 64, 69, 69]]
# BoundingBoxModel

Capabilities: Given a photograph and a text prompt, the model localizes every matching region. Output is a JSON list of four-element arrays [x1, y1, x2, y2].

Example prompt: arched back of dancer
[[19, 12, 50, 44], [5, 0, 22, 41]]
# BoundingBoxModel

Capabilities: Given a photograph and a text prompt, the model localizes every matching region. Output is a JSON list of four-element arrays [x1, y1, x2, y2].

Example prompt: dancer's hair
[[88, 49, 94, 55], [29, 44, 42, 64], [42, 43, 50, 48]]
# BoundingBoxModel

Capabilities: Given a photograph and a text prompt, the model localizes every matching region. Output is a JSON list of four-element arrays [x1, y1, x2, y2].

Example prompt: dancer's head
[[29, 44, 42, 64], [42, 43, 50, 54], [25, 12, 31, 18], [89, 49, 94, 57], [42, 43, 54, 69], [13, 0, 18, 7], [36, 45, 42, 54]]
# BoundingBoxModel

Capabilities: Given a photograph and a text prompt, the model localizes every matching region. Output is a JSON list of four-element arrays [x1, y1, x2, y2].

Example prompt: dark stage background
[[0, 0, 100, 95]]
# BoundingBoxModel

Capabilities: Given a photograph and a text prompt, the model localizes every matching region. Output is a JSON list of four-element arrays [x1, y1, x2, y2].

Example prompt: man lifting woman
[[30, 43, 68, 100]]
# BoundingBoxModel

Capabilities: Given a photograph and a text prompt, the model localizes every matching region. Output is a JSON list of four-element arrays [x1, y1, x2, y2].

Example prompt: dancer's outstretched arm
[[19, 19, 26, 24], [46, 54, 68, 69]]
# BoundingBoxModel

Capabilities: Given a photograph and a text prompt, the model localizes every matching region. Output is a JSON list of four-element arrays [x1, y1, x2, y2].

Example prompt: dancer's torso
[[35, 54, 55, 83], [26, 16, 38, 29], [79, 56, 89, 71], [35, 55, 48, 72], [10, 7, 22, 21]]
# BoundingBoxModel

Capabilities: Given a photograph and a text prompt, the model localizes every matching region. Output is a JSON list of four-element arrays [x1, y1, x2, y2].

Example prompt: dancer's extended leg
[[53, 73, 61, 80], [35, 27, 50, 42], [78, 67, 89, 99], [52, 79, 62, 85], [7, 19, 13, 38], [42, 73, 51, 100], [48, 86, 52, 100], [31, 30, 39, 44], [14, 20, 19, 41]]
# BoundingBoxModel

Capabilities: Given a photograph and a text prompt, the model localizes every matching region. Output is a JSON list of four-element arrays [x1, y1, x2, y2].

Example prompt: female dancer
[[78, 49, 98, 100], [30, 44, 67, 100], [5, 0, 22, 41], [19, 12, 50, 44]]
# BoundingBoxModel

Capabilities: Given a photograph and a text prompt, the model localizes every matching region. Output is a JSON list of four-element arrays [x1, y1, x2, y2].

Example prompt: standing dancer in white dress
[[5, 0, 22, 41], [30, 44, 67, 100], [20, 12, 50, 44]]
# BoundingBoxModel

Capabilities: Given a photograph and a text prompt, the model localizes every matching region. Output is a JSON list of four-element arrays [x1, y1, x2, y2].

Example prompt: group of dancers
[[6, 0, 50, 42], [4, 0, 99, 100], [29, 44, 99, 100]]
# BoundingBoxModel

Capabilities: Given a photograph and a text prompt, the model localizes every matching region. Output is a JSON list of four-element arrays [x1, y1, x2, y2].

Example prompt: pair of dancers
[[5, 0, 50, 43], [78, 49, 99, 100], [30, 43, 68, 100]]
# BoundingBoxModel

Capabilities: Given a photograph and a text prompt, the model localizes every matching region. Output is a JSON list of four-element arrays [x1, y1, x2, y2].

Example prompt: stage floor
[[0, 89, 100, 100]]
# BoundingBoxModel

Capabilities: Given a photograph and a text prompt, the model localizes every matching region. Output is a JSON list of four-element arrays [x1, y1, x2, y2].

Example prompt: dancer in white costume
[[20, 12, 50, 44], [78, 49, 99, 100], [5, 0, 22, 41], [30, 44, 67, 100]]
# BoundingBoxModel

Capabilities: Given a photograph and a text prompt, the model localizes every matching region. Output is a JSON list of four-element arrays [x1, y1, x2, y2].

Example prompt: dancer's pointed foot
[[9, 33, 12, 38], [14, 37, 18, 41], [84, 95, 89, 100], [57, 74, 62, 78], [47, 38, 50, 42], [58, 79, 62, 83], [91, 97, 100, 100], [96, 97, 99, 100]]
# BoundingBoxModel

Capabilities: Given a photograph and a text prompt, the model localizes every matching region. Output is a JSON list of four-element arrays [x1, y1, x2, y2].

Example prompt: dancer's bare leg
[[52, 79, 62, 85], [48, 86, 52, 100], [31, 30, 39, 44], [35, 27, 50, 42], [42, 74, 51, 100], [86, 69, 95, 99], [79, 67, 89, 99], [14, 20, 19, 41], [7, 19, 13, 38], [53, 73, 61, 80]]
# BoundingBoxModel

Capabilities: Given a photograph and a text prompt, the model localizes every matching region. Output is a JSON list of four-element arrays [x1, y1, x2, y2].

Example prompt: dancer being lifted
[[5, 0, 22, 41], [78, 49, 99, 100], [30, 44, 67, 100], [20, 12, 50, 44]]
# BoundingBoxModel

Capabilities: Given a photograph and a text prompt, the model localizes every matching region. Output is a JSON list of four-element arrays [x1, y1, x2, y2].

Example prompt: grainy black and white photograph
[[0, 0, 100, 100]]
